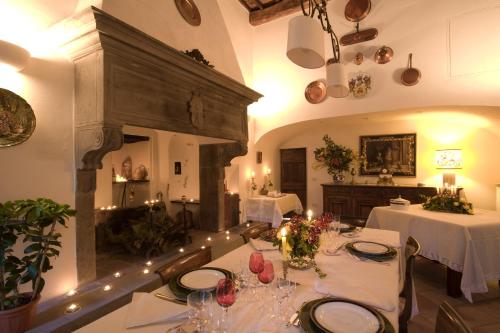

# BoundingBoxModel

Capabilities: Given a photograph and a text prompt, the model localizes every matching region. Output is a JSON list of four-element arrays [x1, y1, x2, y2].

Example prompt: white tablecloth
[[242, 194, 303, 227], [77, 228, 401, 332], [367, 204, 500, 302]]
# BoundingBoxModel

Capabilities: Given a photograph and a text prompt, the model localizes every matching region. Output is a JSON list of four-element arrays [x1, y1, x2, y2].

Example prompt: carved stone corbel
[[76, 124, 124, 170]]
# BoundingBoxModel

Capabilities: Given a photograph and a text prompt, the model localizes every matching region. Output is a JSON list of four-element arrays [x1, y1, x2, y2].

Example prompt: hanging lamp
[[286, 0, 348, 98]]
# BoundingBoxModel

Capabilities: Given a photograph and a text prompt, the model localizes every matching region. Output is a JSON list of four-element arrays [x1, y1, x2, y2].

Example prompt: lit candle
[[280, 227, 287, 260], [66, 289, 77, 297], [307, 209, 313, 222], [65, 303, 81, 313], [103, 284, 112, 291], [113, 272, 121, 278], [251, 171, 255, 178], [143, 268, 150, 274], [144, 200, 149, 205], [267, 168, 271, 175], [145, 260, 152, 267]]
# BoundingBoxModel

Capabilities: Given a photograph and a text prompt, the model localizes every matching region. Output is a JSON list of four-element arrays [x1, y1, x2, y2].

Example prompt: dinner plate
[[352, 241, 390, 255], [311, 300, 382, 333], [300, 298, 394, 333], [178, 268, 225, 290]]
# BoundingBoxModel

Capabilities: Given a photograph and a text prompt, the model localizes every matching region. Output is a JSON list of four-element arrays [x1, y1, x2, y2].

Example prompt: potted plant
[[313, 134, 355, 183], [0, 198, 75, 333]]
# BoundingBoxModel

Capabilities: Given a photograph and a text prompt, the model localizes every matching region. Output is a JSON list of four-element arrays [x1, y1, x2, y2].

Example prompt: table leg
[[446, 267, 462, 298]]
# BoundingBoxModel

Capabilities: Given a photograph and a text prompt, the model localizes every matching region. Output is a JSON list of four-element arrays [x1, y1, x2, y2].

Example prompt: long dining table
[[76, 228, 402, 332]]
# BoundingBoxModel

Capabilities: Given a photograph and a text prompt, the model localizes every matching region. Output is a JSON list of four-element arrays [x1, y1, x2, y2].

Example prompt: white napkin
[[314, 279, 395, 312], [125, 292, 188, 328], [249, 238, 277, 251]]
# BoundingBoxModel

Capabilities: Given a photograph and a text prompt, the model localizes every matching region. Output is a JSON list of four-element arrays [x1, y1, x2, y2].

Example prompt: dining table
[[76, 228, 402, 333], [242, 194, 303, 228], [367, 204, 500, 302]]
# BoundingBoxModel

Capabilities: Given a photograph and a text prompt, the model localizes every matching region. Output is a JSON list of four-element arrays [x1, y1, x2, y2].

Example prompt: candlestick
[[280, 227, 287, 260], [307, 209, 313, 222]]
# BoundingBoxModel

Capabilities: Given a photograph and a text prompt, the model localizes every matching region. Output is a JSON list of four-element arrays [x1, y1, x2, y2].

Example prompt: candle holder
[[282, 259, 288, 280]]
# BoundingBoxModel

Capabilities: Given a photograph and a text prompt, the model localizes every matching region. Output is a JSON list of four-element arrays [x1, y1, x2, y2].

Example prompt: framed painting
[[359, 133, 416, 176]]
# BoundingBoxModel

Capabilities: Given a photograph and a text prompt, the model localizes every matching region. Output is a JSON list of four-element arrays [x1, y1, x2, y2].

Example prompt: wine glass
[[249, 252, 264, 274], [257, 260, 275, 284], [216, 278, 236, 333], [187, 291, 213, 332]]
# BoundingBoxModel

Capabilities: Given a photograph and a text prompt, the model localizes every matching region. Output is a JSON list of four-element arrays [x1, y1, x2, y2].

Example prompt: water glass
[[187, 291, 213, 333]]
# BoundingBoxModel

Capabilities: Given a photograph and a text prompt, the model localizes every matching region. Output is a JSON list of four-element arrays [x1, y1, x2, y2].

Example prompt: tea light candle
[[66, 289, 77, 297], [113, 272, 121, 278], [65, 303, 81, 313], [103, 284, 112, 291], [145, 260, 152, 267], [280, 227, 287, 260]]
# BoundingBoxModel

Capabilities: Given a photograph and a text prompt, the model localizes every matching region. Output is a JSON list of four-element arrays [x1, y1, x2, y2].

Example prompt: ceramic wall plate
[[0, 88, 36, 147], [348, 73, 372, 98], [305, 80, 327, 104], [175, 0, 201, 26]]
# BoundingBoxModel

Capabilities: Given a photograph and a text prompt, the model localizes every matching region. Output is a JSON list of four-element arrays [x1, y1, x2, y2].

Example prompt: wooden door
[[280, 148, 307, 209]]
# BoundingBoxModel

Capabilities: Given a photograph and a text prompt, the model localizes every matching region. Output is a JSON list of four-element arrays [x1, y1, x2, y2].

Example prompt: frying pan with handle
[[401, 53, 421, 86]]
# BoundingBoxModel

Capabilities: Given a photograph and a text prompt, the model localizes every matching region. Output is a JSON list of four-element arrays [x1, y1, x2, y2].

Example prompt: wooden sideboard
[[321, 183, 437, 218]]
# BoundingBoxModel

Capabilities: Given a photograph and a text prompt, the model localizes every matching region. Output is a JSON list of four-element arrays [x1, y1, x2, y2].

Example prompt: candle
[[251, 171, 255, 178], [280, 227, 287, 260], [307, 209, 313, 222]]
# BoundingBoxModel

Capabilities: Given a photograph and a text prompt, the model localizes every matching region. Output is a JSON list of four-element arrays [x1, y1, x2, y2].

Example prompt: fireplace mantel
[[62, 6, 261, 283]]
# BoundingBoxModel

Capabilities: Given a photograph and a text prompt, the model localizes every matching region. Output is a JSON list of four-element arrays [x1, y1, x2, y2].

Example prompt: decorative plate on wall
[[305, 80, 327, 104], [0, 88, 36, 147], [175, 0, 201, 26]]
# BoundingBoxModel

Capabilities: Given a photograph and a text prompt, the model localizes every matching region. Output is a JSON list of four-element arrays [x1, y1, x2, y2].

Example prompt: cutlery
[[346, 251, 390, 266], [155, 292, 187, 304], [287, 301, 307, 327]]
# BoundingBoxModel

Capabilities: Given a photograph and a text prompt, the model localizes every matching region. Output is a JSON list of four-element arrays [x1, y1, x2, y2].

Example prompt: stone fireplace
[[63, 7, 261, 283]]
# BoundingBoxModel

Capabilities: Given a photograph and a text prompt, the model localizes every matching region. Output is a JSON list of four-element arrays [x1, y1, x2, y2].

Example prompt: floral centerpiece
[[422, 193, 474, 215], [314, 135, 355, 183], [273, 214, 331, 278]]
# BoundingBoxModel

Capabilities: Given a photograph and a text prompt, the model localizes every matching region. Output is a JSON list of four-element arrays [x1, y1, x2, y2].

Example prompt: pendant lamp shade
[[326, 59, 349, 98], [286, 16, 325, 69], [0, 40, 30, 72]]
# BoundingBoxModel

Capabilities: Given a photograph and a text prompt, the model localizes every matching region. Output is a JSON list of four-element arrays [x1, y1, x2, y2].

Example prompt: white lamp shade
[[0, 40, 30, 72], [286, 16, 325, 69], [326, 60, 349, 98]]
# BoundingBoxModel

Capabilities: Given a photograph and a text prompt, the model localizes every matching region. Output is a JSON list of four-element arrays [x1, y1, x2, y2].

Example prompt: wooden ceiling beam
[[249, 0, 306, 26], [238, 0, 252, 11]]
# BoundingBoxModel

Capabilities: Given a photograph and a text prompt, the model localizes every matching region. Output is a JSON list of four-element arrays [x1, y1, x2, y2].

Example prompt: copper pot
[[374, 46, 393, 64]]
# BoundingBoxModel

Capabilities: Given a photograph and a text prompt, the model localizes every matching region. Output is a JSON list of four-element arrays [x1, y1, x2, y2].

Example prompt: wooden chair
[[435, 301, 472, 333], [399, 236, 421, 333], [155, 246, 212, 285], [240, 223, 272, 244]]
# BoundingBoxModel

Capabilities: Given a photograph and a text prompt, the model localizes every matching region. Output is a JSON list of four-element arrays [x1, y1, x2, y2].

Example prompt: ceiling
[[238, 0, 305, 25]]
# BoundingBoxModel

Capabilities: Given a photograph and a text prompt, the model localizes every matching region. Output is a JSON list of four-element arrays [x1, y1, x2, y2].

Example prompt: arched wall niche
[[252, 106, 500, 213], [63, 7, 261, 283]]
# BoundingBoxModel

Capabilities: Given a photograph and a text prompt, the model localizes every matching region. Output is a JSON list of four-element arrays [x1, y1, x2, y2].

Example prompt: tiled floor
[[408, 257, 500, 332]]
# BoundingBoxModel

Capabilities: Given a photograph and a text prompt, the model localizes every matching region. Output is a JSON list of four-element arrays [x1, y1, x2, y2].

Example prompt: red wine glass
[[257, 260, 275, 284], [249, 252, 264, 274], [216, 278, 236, 332]]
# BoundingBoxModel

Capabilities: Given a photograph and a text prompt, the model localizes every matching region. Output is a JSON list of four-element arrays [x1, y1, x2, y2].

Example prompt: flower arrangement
[[422, 194, 474, 215], [314, 135, 355, 182], [273, 214, 331, 278]]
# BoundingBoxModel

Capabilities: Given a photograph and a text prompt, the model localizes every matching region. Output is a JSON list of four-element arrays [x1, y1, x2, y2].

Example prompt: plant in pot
[[313, 134, 356, 183], [0, 198, 75, 333]]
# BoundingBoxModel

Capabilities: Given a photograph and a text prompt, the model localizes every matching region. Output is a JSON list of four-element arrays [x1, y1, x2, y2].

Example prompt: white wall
[[169, 133, 199, 200], [255, 108, 500, 213], [249, 0, 500, 141]]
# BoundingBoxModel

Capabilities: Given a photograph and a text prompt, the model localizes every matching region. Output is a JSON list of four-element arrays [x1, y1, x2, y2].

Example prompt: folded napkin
[[249, 238, 276, 251], [125, 292, 188, 328], [314, 279, 395, 312]]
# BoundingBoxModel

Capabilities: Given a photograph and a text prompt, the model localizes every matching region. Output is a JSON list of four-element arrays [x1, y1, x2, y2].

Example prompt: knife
[[154, 292, 187, 305]]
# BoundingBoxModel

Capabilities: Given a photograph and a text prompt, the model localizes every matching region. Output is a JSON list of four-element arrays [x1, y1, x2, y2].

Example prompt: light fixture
[[286, 0, 348, 98], [0, 40, 30, 72], [435, 149, 462, 186]]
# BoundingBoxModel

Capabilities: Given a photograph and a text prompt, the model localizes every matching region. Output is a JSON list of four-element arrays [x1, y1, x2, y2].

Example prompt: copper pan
[[345, 0, 372, 22], [401, 53, 421, 86], [305, 80, 327, 104], [374, 46, 393, 64]]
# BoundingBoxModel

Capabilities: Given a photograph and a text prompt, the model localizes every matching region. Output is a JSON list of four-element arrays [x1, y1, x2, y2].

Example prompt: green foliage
[[0, 198, 75, 310], [313, 135, 355, 176], [422, 194, 474, 215]]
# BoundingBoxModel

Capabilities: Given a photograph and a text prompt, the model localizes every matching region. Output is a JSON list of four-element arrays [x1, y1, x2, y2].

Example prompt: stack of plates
[[169, 267, 231, 301], [345, 241, 397, 261], [299, 298, 395, 333]]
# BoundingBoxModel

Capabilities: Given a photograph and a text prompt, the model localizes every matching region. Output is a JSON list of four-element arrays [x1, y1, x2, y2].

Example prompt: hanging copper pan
[[401, 53, 421, 86], [345, 0, 372, 22], [374, 46, 393, 64], [305, 80, 327, 104], [175, 0, 201, 26]]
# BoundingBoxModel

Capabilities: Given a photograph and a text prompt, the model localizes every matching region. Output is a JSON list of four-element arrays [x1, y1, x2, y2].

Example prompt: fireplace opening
[[93, 126, 238, 279]]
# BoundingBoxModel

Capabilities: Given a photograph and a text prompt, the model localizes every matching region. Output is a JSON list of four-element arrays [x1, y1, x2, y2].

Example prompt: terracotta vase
[[0, 294, 40, 333]]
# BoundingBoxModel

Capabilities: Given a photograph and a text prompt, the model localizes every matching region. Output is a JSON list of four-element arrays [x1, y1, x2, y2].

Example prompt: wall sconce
[[435, 149, 462, 186], [0, 40, 30, 72]]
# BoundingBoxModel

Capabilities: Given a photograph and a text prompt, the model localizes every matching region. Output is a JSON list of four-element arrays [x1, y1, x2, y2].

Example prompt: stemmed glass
[[216, 278, 237, 333], [249, 252, 264, 290], [186, 291, 213, 333], [257, 260, 275, 285]]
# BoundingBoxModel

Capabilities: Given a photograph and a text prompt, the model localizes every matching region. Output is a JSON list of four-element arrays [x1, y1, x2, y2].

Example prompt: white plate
[[179, 269, 225, 290], [352, 242, 388, 255], [340, 223, 351, 229], [313, 301, 380, 333]]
